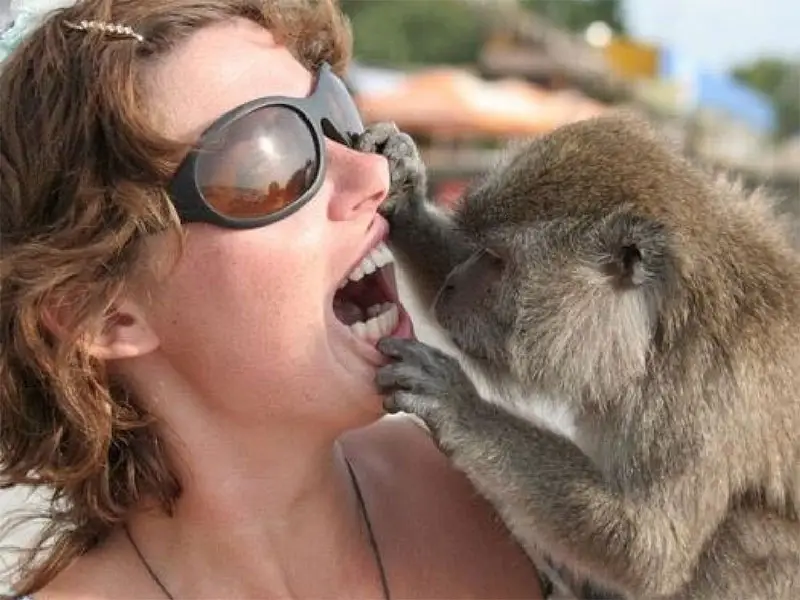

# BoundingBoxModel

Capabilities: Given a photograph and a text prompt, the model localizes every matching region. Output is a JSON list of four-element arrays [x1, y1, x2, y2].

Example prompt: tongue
[[333, 296, 364, 325]]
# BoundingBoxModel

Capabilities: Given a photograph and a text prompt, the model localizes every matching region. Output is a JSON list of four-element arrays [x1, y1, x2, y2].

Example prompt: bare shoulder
[[14, 529, 156, 600], [341, 415, 543, 599]]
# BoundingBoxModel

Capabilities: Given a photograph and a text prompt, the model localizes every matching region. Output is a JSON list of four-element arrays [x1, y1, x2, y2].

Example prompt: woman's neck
[[124, 414, 380, 598]]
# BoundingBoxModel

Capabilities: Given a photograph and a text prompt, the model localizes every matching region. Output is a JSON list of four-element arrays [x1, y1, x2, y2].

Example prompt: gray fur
[[360, 116, 800, 599]]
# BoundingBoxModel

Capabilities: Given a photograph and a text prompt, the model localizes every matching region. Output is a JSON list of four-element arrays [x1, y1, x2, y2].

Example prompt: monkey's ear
[[594, 213, 669, 290]]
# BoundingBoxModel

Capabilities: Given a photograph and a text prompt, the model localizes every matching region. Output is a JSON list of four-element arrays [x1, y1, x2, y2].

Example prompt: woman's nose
[[326, 140, 390, 222]]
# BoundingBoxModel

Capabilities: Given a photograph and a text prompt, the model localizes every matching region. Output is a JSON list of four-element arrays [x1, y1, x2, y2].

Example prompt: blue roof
[[659, 47, 776, 133]]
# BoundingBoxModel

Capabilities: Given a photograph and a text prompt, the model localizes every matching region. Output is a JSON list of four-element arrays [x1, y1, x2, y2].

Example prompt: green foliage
[[339, 0, 627, 68], [519, 0, 626, 34], [733, 58, 800, 140], [340, 0, 485, 67]]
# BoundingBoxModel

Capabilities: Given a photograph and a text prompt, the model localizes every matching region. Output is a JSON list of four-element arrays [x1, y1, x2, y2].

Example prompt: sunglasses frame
[[168, 62, 362, 229]]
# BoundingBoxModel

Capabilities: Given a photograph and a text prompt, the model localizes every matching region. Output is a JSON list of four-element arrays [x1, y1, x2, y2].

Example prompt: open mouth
[[333, 241, 400, 344]]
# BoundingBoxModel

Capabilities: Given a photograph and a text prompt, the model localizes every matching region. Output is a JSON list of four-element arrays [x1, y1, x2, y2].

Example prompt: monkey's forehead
[[458, 120, 711, 234]]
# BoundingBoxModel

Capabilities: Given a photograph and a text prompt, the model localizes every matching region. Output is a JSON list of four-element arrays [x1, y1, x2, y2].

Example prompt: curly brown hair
[[0, 0, 351, 594]]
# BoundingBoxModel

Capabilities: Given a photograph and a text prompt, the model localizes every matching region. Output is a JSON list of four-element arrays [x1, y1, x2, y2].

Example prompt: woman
[[0, 0, 544, 597]]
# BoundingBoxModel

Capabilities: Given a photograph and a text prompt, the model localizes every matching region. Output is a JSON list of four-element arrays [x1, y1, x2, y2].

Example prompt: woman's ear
[[42, 297, 160, 361], [86, 299, 161, 360]]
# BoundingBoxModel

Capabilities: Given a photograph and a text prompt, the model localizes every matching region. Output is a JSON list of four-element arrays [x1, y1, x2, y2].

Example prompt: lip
[[327, 214, 416, 365], [335, 215, 390, 289]]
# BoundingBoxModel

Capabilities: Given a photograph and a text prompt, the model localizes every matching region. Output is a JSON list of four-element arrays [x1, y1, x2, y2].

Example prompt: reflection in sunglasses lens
[[197, 107, 319, 219]]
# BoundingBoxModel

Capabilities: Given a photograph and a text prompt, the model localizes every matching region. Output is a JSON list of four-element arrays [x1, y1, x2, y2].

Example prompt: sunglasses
[[168, 63, 365, 229]]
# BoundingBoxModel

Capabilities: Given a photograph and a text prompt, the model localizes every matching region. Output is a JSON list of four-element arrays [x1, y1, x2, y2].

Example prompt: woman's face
[[130, 19, 400, 425]]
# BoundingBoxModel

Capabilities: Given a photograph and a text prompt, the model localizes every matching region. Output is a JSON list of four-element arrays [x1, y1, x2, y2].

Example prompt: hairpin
[[63, 19, 144, 43]]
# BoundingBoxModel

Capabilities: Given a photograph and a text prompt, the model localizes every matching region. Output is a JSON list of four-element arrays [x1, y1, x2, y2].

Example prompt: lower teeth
[[350, 303, 399, 343], [366, 303, 386, 319]]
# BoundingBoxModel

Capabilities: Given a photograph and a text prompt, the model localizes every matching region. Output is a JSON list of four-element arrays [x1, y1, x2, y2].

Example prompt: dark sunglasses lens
[[195, 107, 319, 220], [320, 71, 365, 145]]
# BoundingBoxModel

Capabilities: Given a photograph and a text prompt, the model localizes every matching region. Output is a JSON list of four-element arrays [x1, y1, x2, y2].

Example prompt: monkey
[[356, 115, 800, 599]]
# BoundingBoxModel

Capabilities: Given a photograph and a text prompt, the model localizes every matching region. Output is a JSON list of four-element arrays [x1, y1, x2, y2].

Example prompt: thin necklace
[[344, 454, 392, 600], [124, 525, 174, 600], [124, 458, 391, 600]]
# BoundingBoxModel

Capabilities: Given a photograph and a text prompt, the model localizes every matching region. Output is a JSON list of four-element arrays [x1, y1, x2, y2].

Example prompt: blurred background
[[0, 0, 799, 592], [341, 0, 799, 212], [1, 0, 796, 205]]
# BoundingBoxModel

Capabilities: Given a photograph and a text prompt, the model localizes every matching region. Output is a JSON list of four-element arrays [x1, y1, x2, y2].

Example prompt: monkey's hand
[[380, 339, 730, 599], [358, 124, 473, 312], [376, 338, 488, 442], [356, 122, 427, 219], [376, 338, 588, 599]]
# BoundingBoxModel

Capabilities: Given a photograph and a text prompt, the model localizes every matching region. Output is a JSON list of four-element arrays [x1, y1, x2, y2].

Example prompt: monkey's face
[[433, 245, 518, 380], [435, 116, 689, 398], [436, 213, 671, 400]]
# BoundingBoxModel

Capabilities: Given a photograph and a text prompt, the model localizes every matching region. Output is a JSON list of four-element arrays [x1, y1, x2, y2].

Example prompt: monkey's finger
[[381, 132, 418, 162], [378, 365, 452, 406], [377, 361, 443, 397], [376, 336, 415, 360], [378, 196, 398, 219], [390, 156, 427, 193], [356, 122, 400, 154], [358, 126, 424, 185], [375, 363, 417, 391], [380, 337, 455, 372], [383, 391, 428, 418], [382, 391, 402, 414], [376, 338, 441, 370]]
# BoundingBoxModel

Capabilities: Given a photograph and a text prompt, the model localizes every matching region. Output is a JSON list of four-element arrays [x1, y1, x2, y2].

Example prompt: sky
[[623, 0, 800, 72]]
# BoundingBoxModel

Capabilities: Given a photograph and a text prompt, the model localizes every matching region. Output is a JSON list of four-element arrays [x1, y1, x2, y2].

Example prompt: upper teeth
[[341, 241, 394, 286]]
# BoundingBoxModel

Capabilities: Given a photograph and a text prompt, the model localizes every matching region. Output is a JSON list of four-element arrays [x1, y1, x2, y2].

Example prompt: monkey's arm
[[388, 200, 476, 310], [377, 338, 730, 598], [357, 123, 476, 309]]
